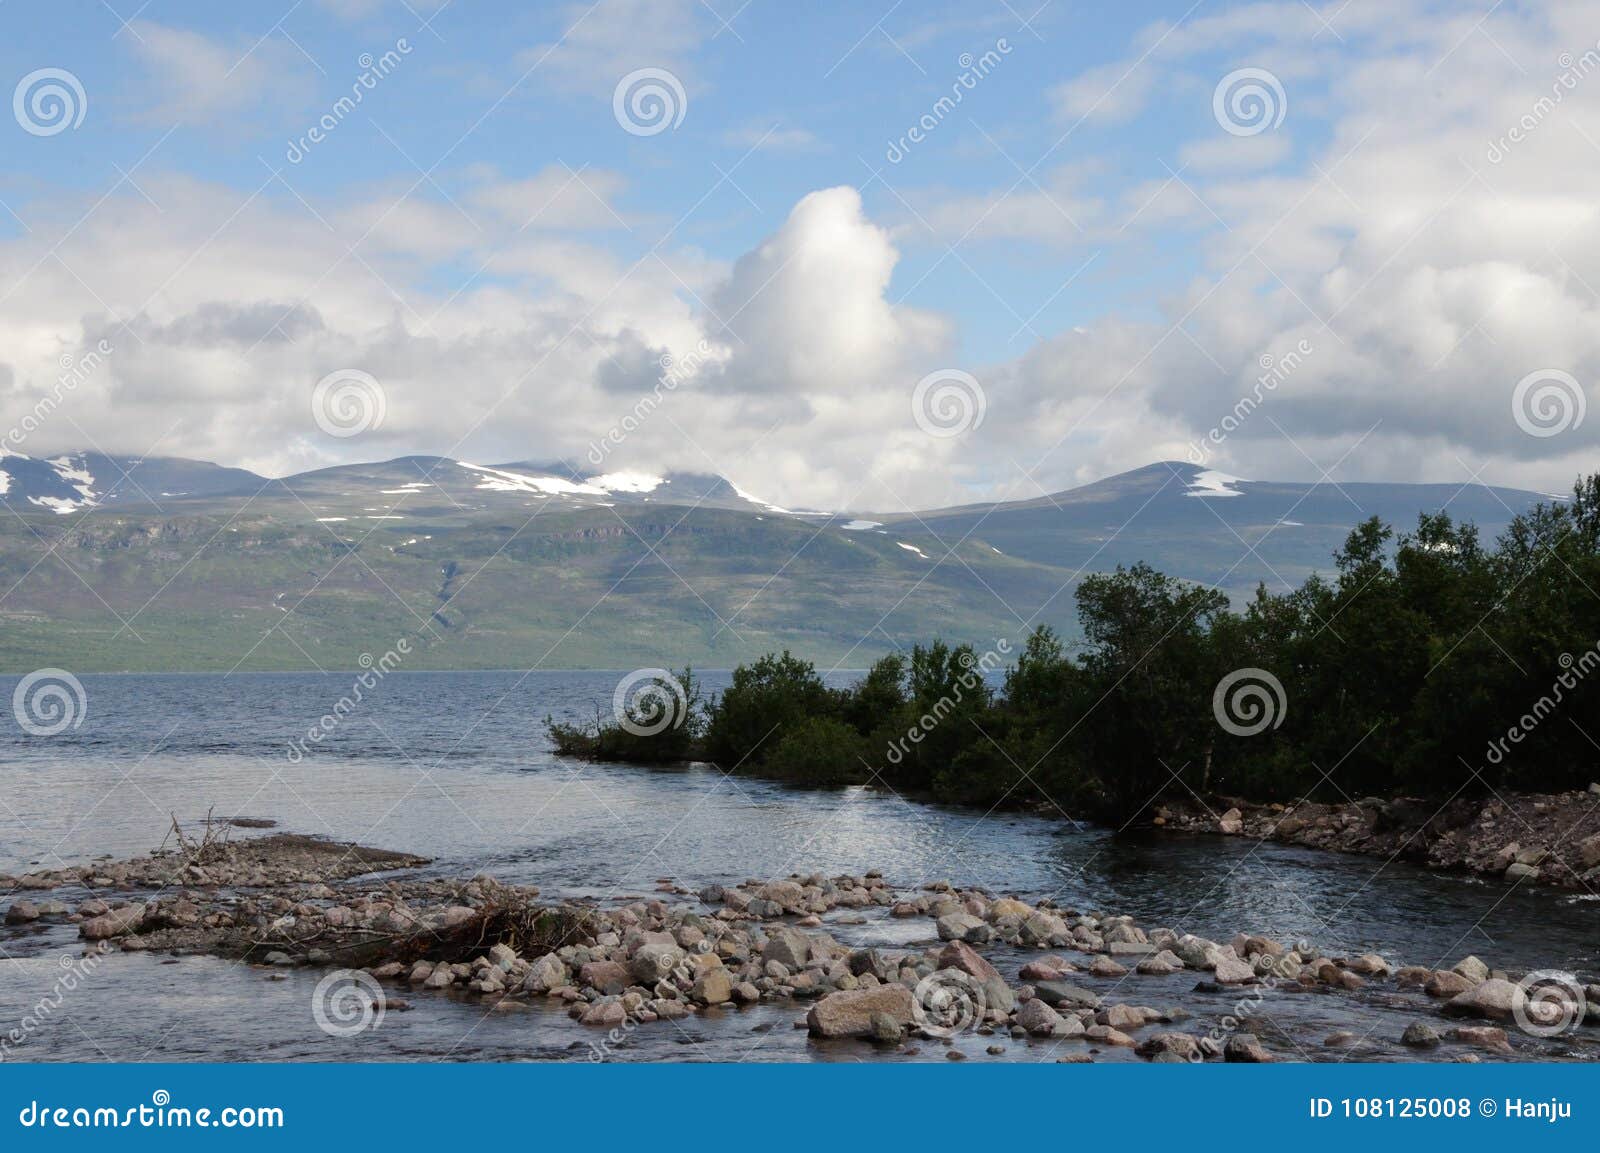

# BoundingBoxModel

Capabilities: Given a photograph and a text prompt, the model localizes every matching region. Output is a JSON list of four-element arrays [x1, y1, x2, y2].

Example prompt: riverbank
[[3, 829, 1595, 1063], [1155, 784, 1600, 891]]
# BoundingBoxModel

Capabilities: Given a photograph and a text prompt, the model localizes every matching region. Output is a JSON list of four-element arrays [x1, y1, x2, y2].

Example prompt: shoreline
[[3, 828, 1596, 1063], [1153, 785, 1600, 892]]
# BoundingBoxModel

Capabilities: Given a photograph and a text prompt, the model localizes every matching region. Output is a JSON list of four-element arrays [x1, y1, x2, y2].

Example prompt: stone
[[1106, 941, 1155, 957], [1019, 960, 1067, 981], [1323, 1031, 1357, 1047], [1223, 1033, 1274, 1062], [4, 900, 40, 924], [1089, 956, 1128, 977], [1401, 1022, 1441, 1047], [79, 905, 147, 940], [1425, 970, 1475, 998], [805, 985, 917, 1038], [936, 912, 987, 942], [1344, 953, 1390, 976], [579, 960, 630, 995], [1031, 980, 1101, 1010], [580, 1000, 627, 1028], [521, 954, 566, 994], [1451, 956, 1490, 984], [869, 1011, 904, 1044], [629, 942, 686, 984], [987, 897, 1032, 921], [1442, 977, 1565, 1026], [1016, 997, 1067, 1036], [1504, 862, 1540, 881], [1213, 953, 1256, 984], [1019, 911, 1068, 946], [1452, 1025, 1512, 1053], [692, 968, 733, 1005], [1098, 1003, 1145, 1030], [1085, 1024, 1133, 1046], [1578, 833, 1600, 870], [762, 927, 811, 971], [1137, 957, 1180, 976], [1136, 1032, 1201, 1061], [423, 966, 454, 989], [938, 940, 1000, 982], [1172, 935, 1220, 970]]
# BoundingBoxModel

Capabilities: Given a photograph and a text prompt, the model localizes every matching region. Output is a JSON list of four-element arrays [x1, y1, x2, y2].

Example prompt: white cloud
[[128, 21, 311, 125]]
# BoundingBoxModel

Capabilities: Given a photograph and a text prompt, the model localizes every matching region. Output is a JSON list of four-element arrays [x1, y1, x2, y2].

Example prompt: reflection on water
[[1, 671, 1595, 1062]]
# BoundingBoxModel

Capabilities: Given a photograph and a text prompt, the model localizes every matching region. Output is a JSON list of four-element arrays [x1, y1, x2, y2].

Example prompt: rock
[[1223, 1033, 1274, 1062], [805, 985, 917, 1038], [1031, 980, 1101, 1010], [1578, 833, 1600, 870], [629, 943, 685, 984], [1089, 956, 1128, 977], [936, 912, 988, 942], [692, 968, 733, 1005], [1106, 941, 1155, 957], [423, 966, 455, 989], [521, 954, 566, 994], [487, 943, 518, 971], [1172, 934, 1220, 969], [1452, 1025, 1512, 1053], [987, 897, 1032, 921], [1085, 1024, 1133, 1046], [762, 927, 811, 971], [869, 1011, 904, 1044], [581, 1000, 628, 1028], [1019, 960, 1067, 982], [1099, 1003, 1145, 1030], [80, 905, 147, 940], [4, 900, 40, 924], [1323, 1031, 1357, 1047], [1401, 1022, 1441, 1047], [937, 940, 1000, 982], [1018, 911, 1068, 946], [1212, 953, 1256, 984], [1394, 966, 1432, 987], [1136, 1032, 1201, 1061], [1137, 956, 1180, 976], [1425, 970, 1476, 998], [1344, 953, 1390, 976], [407, 961, 435, 984], [1442, 977, 1515, 1020], [1016, 997, 1067, 1036], [1451, 956, 1490, 984], [1505, 862, 1541, 881], [579, 960, 630, 995]]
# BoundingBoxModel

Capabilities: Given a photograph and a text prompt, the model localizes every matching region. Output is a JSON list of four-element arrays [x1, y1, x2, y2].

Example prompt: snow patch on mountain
[[840, 519, 882, 531], [897, 541, 930, 560], [1185, 469, 1247, 498], [730, 482, 792, 514]]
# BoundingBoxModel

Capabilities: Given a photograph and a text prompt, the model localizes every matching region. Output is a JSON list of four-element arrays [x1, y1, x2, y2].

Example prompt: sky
[[1, 0, 1597, 512]]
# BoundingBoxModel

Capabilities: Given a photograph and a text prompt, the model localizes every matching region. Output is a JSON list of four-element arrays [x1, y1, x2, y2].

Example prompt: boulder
[[1401, 1022, 1440, 1048], [935, 912, 987, 942], [1172, 935, 1221, 970], [1452, 1025, 1512, 1053], [4, 900, 41, 925], [762, 927, 811, 971], [1223, 1033, 1274, 1062], [1016, 997, 1067, 1036], [987, 897, 1033, 921], [579, 960, 630, 995], [1451, 956, 1490, 984], [1031, 980, 1102, 1010], [580, 1000, 627, 1028], [1089, 957, 1128, 977], [1425, 970, 1475, 998], [1344, 953, 1390, 976], [79, 904, 147, 940], [805, 985, 917, 1038], [1578, 832, 1600, 871], [1213, 953, 1256, 984], [1136, 1032, 1201, 1061], [692, 968, 733, 1005]]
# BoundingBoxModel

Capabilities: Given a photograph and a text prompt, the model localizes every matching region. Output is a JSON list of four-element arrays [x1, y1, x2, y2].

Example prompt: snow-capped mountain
[[0, 451, 264, 514]]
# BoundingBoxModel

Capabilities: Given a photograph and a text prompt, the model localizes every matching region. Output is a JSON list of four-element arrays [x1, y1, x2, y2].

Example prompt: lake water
[[1, 671, 1595, 1063]]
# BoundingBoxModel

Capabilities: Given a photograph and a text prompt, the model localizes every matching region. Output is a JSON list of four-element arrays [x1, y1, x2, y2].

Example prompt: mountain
[[0, 455, 1559, 673]]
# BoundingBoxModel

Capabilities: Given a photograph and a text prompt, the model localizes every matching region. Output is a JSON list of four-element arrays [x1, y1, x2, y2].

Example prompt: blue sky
[[2, 1, 1597, 510]]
